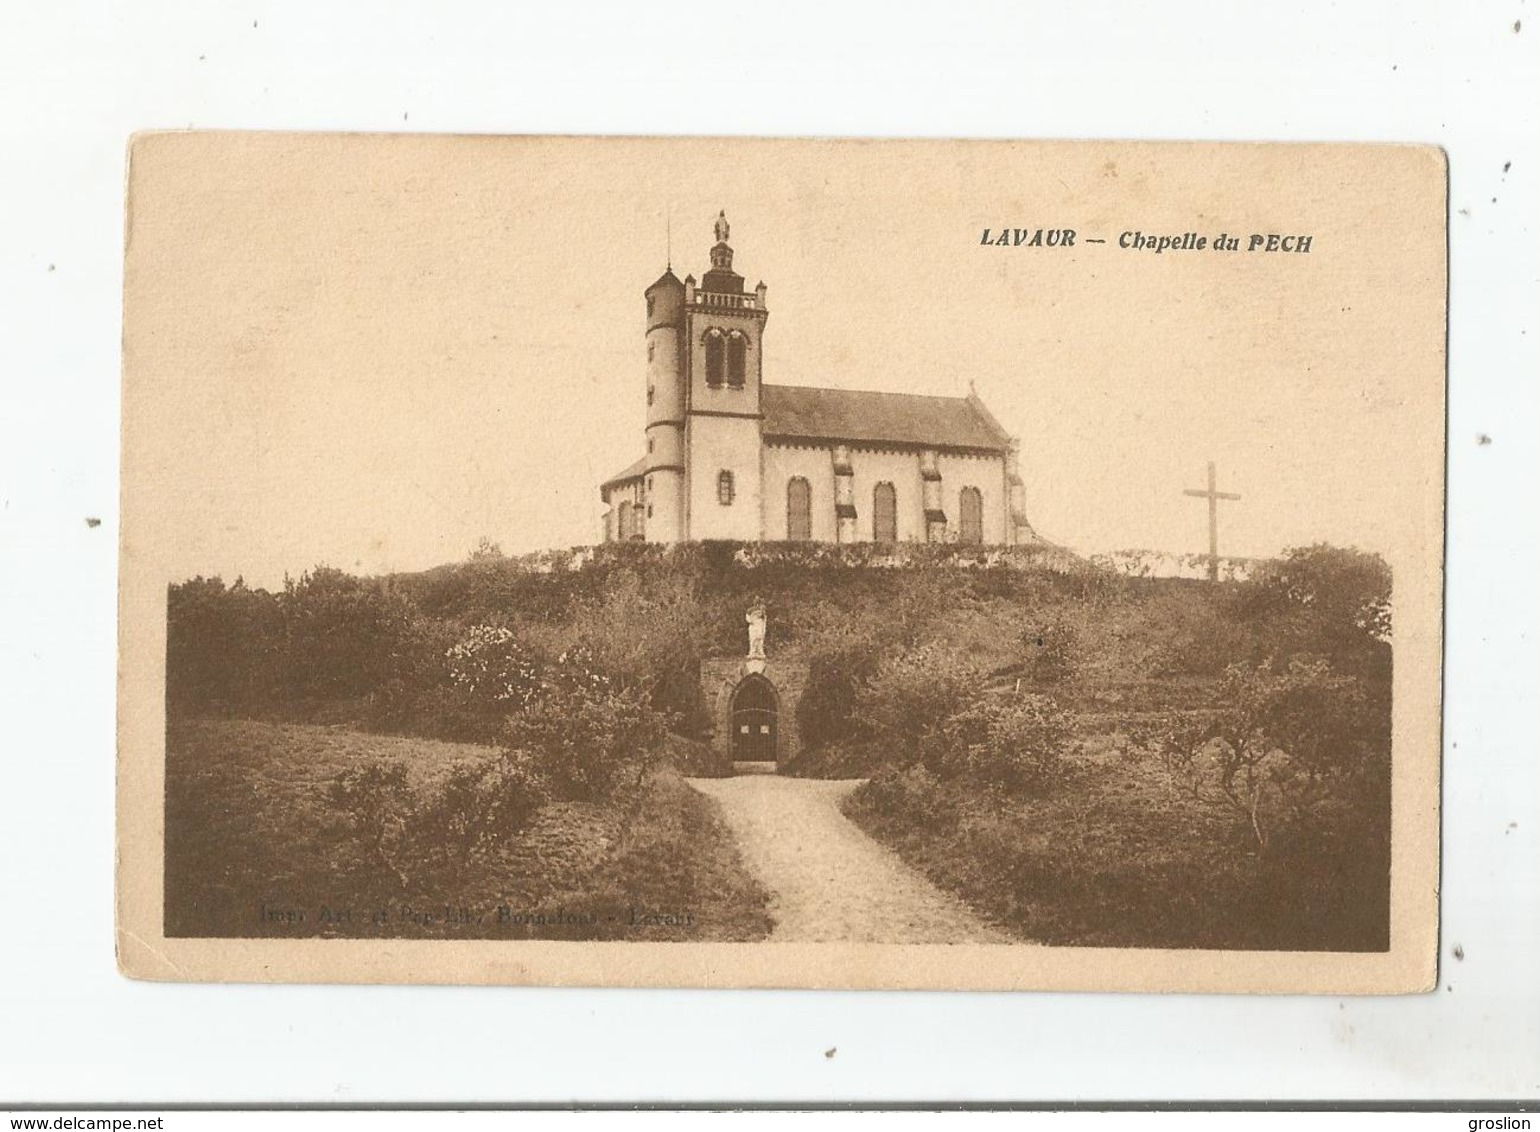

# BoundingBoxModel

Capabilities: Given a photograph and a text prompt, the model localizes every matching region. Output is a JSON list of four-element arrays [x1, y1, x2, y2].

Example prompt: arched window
[[873, 482, 897, 543], [617, 500, 633, 541], [787, 477, 812, 541], [959, 487, 984, 544], [705, 333, 725, 386], [727, 335, 747, 387], [718, 470, 735, 506]]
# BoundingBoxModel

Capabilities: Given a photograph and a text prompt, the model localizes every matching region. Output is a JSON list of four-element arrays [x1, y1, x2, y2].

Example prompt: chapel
[[600, 212, 1036, 546]]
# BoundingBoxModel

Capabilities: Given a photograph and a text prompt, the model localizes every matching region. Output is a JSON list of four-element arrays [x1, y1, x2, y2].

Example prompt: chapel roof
[[599, 454, 649, 494], [761, 384, 1014, 453], [601, 385, 1015, 498]]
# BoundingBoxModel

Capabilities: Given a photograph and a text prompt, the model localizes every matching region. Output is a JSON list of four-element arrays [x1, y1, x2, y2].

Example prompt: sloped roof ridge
[[761, 382, 1014, 452]]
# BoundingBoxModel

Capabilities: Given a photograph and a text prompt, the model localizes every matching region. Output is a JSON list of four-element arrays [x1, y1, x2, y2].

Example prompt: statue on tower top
[[714, 210, 730, 244]]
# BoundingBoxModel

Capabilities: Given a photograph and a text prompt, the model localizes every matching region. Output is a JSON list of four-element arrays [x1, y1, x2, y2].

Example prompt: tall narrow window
[[727, 335, 747, 387], [959, 487, 984, 544], [718, 470, 735, 506], [873, 482, 898, 543], [705, 334, 725, 386], [787, 477, 812, 541]]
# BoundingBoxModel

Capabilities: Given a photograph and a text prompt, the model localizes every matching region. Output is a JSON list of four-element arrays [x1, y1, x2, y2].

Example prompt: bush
[[327, 760, 413, 887], [859, 763, 948, 822], [281, 567, 422, 701], [1248, 544, 1391, 640], [445, 625, 541, 706], [1239, 544, 1393, 676], [659, 732, 733, 777], [520, 569, 711, 721], [796, 639, 883, 749], [1151, 601, 1254, 677], [503, 681, 667, 803], [922, 694, 1071, 794], [166, 576, 285, 714], [1145, 658, 1389, 857], [414, 753, 547, 865], [853, 643, 987, 746]]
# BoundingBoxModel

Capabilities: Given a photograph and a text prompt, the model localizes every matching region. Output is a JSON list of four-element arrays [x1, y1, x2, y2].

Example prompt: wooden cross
[[1183, 461, 1241, 581]]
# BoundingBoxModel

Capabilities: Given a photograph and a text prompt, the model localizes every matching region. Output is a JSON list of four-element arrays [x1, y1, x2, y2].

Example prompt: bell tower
[[681, 211, 770, 540]]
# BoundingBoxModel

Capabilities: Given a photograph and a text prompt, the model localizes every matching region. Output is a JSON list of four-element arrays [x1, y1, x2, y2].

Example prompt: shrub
[[327, 760, 413, 887], [281, 567, 423, 702], [519, 569, 711, 720], [659, 732, 733, 777], [859, 763, 947, 822], [923, 693, 1071, 794], [1247, 544, 1391, 641], [1151, 603, 1254, 677], [415, 753, 547, 865], [166, 576, 285, 714], [796, 639, 883, 749], [503, 681, 667, 803], [852, 643, 987, 746], [445, 624, 541, 706], [1238, 544, 1393, 676], [1143, 658, 1389, 857]]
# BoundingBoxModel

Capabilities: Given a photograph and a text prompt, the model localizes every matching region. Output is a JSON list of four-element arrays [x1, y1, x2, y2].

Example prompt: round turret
[[642, 269, 686, 542]]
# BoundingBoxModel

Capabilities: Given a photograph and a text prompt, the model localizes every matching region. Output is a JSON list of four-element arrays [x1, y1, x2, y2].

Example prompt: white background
[[1, 0, 1536, 1105]]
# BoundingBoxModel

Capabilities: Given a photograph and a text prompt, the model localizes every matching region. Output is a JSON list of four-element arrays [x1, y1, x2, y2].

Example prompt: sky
[[122, 135, 1445, 590]]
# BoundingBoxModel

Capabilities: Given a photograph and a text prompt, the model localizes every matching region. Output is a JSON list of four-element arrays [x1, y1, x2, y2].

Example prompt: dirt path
[[686, 776, 1010, 943]]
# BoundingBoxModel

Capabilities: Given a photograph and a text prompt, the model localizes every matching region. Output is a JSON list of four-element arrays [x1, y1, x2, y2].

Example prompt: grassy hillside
[[165, 719, 772, 941]]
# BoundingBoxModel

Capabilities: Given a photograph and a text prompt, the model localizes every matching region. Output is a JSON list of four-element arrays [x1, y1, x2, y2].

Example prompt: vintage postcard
[[117, 135, 1445, 991]]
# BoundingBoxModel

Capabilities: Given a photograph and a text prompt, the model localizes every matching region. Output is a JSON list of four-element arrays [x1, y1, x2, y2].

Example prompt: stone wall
[[699, 654, 811, 768]]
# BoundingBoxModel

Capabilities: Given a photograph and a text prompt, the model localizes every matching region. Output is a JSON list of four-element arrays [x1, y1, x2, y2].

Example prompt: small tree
[[1266, 544, 1390, 638], [468, 537, 506, 562], [1144, 658, 1387, 855], [1241, 545, 1392, 671]]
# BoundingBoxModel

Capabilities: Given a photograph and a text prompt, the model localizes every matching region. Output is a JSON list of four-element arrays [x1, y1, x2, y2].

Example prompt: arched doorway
[[730, 674, 778, 764]]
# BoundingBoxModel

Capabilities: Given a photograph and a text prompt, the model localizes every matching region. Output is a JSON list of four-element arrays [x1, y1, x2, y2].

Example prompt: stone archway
[[729, 674, 778, 765], [700, 656, 809, 772]]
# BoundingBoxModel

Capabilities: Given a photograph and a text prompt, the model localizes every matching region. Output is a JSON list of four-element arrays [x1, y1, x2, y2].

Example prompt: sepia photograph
[[116, 134, 1445, 991]]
